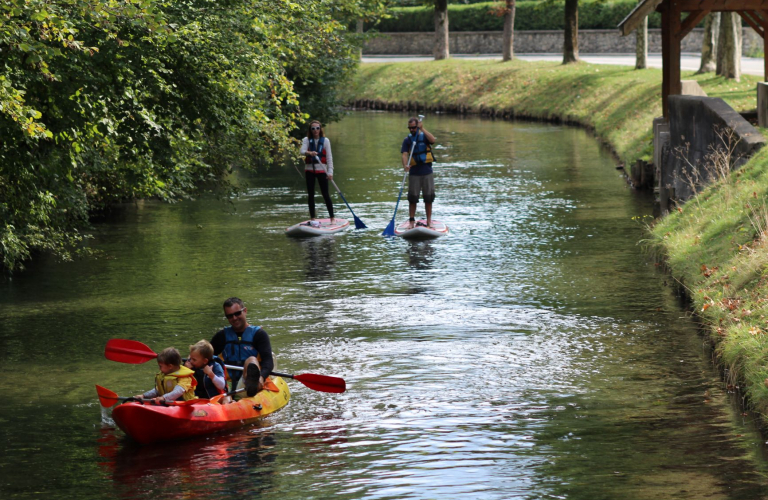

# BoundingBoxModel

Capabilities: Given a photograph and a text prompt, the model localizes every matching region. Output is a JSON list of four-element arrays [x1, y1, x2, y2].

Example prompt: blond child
[[135, 347, 197, 403], [184, 340, 227, 399]]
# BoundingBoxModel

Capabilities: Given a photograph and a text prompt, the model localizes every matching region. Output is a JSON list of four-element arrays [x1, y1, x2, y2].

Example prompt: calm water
[[1, 112, 767, 500]]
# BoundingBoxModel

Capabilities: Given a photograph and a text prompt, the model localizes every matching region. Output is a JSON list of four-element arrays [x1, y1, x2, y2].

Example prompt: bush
[[368, 1, 662, 32]]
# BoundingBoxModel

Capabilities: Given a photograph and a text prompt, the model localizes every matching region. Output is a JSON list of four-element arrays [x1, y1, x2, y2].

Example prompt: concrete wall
[[363, 28, 762, 55], [663, 96, 765, 202]]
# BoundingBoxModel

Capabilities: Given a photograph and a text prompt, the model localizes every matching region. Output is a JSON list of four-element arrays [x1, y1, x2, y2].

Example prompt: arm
[[252, 327, 274, 380], [161, 385, 186, 402], [299, 137, 309, 156], [401, 137, 412, 172], [139, 388, 158, 399], [420, 126, 436, 144], [211, 329, 226, 357], [204, 363, 227, 391], [402, 151, 411, 172], [324, 139, 333, 178]]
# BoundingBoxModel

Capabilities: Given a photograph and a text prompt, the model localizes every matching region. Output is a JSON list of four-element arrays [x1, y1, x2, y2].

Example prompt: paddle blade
[[353, 215, 367, 229], [105, 338, 157, 364], [382, 219, 396, 237], [96, 384, 120, 407], [293, 373, 346, 393]]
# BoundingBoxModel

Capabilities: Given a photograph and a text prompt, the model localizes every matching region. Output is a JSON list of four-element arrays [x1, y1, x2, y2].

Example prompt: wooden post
[[763, 10, 768, 81], [661, 2, 682, 117]]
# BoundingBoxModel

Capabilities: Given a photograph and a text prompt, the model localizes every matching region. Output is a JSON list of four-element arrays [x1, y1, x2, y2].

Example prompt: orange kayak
[[111, 376, 290, 444]]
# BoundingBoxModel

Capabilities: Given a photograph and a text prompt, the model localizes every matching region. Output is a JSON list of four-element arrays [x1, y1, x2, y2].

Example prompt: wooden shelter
[[618, 0, 768, 117]]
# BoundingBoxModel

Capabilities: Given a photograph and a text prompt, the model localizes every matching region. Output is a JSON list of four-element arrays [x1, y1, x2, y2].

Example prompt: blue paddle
[[331, 179, 367, 229], [383, 130, 419, 237]]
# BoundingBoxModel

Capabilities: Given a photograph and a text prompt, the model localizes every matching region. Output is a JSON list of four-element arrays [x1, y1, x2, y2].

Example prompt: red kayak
[[110, 377, 290, 445]]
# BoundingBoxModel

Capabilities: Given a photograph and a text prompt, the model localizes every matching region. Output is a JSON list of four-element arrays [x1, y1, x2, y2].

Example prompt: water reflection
[[406, 241, 435, 271], [298, 237, 337, 282]]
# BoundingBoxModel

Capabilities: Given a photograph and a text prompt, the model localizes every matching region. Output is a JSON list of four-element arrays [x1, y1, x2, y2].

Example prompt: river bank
[[350, 58, 768, 427]]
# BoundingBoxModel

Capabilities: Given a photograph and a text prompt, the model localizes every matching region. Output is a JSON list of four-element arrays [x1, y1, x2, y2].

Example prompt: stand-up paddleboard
[[286, 218, 350, 237], [394, 220, 449, 240]]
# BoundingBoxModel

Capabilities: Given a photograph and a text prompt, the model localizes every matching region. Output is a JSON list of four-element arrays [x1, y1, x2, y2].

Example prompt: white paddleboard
[[394, 220, 449, 240], [285, 218, 350, 237]]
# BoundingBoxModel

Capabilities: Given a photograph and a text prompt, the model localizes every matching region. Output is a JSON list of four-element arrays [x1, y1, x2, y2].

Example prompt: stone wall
[[662, 96, 765, 203], [363, 28, 762, 55]]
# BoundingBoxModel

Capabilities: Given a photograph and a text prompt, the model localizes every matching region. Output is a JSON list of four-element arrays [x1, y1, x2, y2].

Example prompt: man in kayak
[[402, 116, 437, 229], [210, 297, 275, 397]]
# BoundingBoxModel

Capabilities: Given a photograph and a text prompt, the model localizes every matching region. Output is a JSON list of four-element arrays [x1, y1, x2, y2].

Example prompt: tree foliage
[[1, 0, 370, 272]]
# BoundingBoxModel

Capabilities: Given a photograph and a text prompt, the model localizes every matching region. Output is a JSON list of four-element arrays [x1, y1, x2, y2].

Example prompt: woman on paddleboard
[[300, 120, 334, 222]]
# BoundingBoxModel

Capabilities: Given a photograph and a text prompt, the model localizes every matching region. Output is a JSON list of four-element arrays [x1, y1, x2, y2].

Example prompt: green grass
[[352, 58, 768, 423], [351, 59, 760, 167]]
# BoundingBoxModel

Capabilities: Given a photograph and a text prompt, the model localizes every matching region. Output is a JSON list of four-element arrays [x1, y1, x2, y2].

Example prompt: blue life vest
[[221, 325, 261, 366], [305, 137, 327, 166], [193, 358, 226, 399], [408, 132, 434, 166]]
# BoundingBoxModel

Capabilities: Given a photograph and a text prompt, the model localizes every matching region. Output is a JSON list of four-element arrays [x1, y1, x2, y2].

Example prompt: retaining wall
[[363, 28, 762, 55]]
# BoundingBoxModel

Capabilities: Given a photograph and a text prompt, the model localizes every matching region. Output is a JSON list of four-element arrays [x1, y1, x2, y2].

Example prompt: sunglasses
[[225, 309, 244, 319], [408, 126, 418, 130], [311, 126, 321, 130]]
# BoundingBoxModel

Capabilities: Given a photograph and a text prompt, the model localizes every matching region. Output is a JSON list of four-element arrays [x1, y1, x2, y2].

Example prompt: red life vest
[[304, 137, 327, 165]]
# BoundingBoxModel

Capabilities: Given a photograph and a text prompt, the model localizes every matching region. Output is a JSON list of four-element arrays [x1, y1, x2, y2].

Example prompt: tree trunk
[[434, 0, 449, 60], [697, 13, 719, 73], [563, 0, 579, 64], [635, 15, 647, 69], [357, 18, 364, 60], [716, 12, 741, 81], [502, 0, 516, 61]]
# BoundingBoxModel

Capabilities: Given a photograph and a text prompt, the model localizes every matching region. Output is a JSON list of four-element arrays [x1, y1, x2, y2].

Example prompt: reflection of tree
[[302, 237, 337, 282]]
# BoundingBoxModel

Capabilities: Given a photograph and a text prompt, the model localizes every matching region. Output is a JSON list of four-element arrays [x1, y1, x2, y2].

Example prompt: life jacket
[[154, 366, 197, 401], [193, 358, 226, 399], [220, 325, 261, 366], [305, 137, 327, 166], [408, 132, 434, 166]]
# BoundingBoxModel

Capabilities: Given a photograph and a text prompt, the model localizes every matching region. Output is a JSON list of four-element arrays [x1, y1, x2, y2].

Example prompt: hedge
[[367, 1, 662, 32]]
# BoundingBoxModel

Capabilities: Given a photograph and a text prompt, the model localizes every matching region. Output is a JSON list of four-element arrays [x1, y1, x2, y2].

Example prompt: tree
[[563, 0, 579, 64], [716, 12, 741, 81], [434, 0, 449, 60], [0, 0, 362, 272], [636, 15, 647, 69], [502, 0, 517, 61], [698, 13, 720, 74]]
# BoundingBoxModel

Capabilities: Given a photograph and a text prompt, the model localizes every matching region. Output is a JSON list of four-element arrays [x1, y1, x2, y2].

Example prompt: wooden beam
[[739, 10, 765, 36], [618, 0, 665, 36], [677, 10, 710, 39], [661, 2, 682, 118], [763, 10, 768, 81], [676, 0, 768, 11]]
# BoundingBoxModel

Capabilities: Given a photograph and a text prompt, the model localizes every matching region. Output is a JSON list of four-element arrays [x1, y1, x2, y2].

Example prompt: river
[[1, 112, 767, 499]]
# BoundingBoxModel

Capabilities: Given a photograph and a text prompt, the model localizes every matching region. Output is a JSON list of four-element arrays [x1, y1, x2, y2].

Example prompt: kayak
[[111, 376, 290, 445], [285, 218, 350, 237], [394, 219, 449, 240]]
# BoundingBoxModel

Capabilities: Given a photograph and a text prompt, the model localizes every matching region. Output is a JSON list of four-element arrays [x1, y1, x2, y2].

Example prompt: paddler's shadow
[[406, 240, 435, 271], [99, 427, 280, 496], [301, 237, 337, 282]]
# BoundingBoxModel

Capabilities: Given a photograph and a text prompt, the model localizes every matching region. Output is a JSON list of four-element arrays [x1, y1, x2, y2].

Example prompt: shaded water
[[1, 112, 767, 499]]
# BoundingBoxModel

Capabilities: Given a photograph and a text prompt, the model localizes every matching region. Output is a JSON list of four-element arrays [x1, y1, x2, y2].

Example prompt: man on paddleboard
[[402, 117, 437, 229], [210, 297, 274, 397]]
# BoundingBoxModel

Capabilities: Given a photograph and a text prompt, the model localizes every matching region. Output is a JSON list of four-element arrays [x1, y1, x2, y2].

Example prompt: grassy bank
[[351, 58, 768, 422], [351, 59, 758, 167]]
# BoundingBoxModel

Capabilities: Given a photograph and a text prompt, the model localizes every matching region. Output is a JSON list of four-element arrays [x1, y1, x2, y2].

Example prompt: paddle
[[330, 179, 366, 229], [104, 339, 346, 393], [383, 114, 424, 237], [95, 384, 205, 407]]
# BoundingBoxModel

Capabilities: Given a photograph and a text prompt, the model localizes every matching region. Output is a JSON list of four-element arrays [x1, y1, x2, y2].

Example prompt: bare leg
[[409, 202, 417, 227], [426, 202, 433, 228]]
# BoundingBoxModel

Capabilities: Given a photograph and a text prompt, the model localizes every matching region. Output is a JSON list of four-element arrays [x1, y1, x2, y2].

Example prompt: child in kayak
[[185, 340, 227, 399], [135, 347, 197, 403]]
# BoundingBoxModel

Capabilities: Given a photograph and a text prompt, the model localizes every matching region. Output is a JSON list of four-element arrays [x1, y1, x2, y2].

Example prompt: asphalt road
[[362, 53, 766, 77]]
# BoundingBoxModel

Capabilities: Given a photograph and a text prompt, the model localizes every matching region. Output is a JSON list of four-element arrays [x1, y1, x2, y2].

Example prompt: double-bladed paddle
[[96, 384, 245, 408], [104, 338, 346, 393]]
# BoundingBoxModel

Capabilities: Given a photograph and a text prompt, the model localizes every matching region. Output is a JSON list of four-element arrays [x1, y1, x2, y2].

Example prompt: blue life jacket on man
[[221, 325, 261, 366], [305, 137, 327, 166], [408, 132, 434, 166]]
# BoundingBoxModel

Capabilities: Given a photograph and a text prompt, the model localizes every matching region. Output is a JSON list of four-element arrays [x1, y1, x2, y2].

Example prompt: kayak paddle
[[95, 384, 205, 407], [331, 179, 366, 229], [104, 338, 347, 393]]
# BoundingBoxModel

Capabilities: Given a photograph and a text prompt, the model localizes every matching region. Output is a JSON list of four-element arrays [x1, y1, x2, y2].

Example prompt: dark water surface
[[1, 112, 767, 499]]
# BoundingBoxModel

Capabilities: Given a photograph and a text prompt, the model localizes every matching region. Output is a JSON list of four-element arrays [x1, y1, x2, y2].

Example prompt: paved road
[[362, 53, 766, 77]]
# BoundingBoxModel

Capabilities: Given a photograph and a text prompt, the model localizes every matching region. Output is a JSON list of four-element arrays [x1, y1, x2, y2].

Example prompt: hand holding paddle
[[105, 338, 346, 393]]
